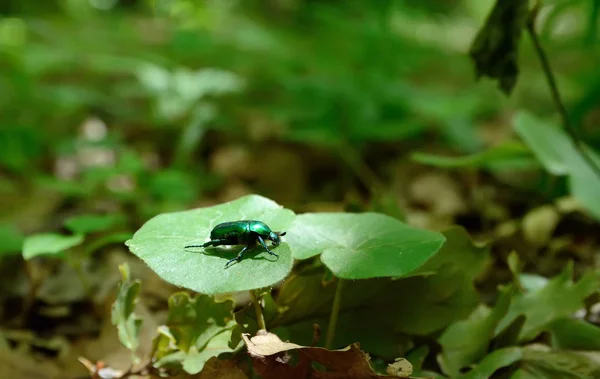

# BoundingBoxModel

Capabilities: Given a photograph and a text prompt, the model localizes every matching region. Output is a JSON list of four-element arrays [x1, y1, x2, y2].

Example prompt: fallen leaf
[[242, 330, 418, 379]]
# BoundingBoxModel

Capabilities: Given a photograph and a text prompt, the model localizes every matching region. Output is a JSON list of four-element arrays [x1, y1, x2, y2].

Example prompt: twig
[[325, 278, 345, 349], [526, 4, 600, 180]]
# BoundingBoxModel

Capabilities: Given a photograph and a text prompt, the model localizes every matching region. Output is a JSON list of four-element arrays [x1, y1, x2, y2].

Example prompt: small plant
[[112, 194, 446, 376]]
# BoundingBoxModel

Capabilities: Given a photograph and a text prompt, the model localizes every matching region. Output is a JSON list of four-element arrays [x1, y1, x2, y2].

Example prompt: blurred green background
[[2, 0, 599, 230]]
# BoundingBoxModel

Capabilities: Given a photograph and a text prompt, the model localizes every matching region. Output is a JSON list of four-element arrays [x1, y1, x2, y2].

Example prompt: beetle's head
[[269, 231, 286, 246]]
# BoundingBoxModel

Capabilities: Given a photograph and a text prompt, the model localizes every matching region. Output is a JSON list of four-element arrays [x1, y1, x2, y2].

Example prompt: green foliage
[[274, 226, 488, 356], [22, 233, 84, 260], [152, 292, 239, 374], [4, 1, 600, 377], [496, 262, 599, 342], [411, 142, 538, 171], [286, 212, 446, 279], [111, 263, 142, 363], [0, 224, 25, 257], [438, 285, 515, 376], [64, 213, 126, 235], [548, 318, 600, 351], [457, 347, 523, 379], [513, 110, 600, 220], [125, 195, 296, 294], [516, 346, 600, 378]]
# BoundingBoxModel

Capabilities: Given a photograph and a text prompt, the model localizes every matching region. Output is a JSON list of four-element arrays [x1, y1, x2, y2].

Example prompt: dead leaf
[[242, 331, 417, 379], [387, 358, 413, 377], [469, 0, 530, 94], [197, 357, 249, 379]]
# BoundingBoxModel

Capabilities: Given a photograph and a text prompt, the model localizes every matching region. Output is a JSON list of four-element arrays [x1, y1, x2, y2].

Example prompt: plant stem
[[526, 5, 600, 179], [325, 278, 345, 349], [250, 290, 267, 331], [338, 141, 384, 196]]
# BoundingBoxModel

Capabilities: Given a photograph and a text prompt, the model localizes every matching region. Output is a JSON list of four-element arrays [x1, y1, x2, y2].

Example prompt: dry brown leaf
[[242, 331, 417, 379], [197, 357, 249, 379]]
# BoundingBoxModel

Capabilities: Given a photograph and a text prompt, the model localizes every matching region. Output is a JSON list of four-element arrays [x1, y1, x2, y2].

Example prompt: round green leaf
[[286, 213, 445, 279], [22, 233, 84, 260], [125, 195, 295, 294]]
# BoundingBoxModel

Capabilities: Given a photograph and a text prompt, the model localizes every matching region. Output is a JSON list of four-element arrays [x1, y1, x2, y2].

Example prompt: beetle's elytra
[[184, 220, 286, 268]]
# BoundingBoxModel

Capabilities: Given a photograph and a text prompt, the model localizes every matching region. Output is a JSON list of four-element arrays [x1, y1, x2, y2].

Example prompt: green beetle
[[185, 220, 286, 267]]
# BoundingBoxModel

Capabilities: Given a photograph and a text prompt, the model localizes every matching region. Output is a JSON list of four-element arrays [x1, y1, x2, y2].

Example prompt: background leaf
[[64, 213, 126, 235], [286, 212, 445, 279], [411, 142, 537, 171], [495, 263, 599, 342], [125, 195, 296, 294], [111, 263, 142, 363], [438, 284, 515, 376], [513, 110, 600, 220], [152, 292, 239, 374], [22, 233, 84, 260], [548, 318, 600, 351], [457, 347, 523, 379]]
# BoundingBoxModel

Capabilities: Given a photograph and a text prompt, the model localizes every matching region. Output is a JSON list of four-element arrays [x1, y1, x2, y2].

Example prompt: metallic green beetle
[[185, 220, 286, 267]]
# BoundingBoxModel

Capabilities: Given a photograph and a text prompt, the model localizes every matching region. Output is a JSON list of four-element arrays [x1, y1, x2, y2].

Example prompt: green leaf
[[513, 110, 600, 220], [513, 111, 574, 175], [152, 292, 238, 374], [469, 0, 529, 94], [111, 263, 142, 363], [276, 226, 487, 344], [438, 284, 515, 376], [64, 213, 126, 234], [22, 233, 84, 260], [286, 212, 445, 279], [457, 347, 523, 379], [411, 142, 538, 171], [548, 318, 600, 351], [495, 263, 599, 342], [125, 195, 295, 294], [0, 224, 24, 257], [517, 346, 600, 378]]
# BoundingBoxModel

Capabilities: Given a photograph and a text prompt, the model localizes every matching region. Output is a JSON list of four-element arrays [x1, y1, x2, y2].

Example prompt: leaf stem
[[526, 4, 600, 180], [338, 141, 384, 196], [250, 290, 267, 331], [325, 278, 345, 349]]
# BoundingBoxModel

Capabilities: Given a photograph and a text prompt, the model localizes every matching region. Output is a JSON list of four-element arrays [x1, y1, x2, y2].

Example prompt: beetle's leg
[[185, 239, 227, 249], [225, 246, 248, 268], [257, 236, 278, 258]]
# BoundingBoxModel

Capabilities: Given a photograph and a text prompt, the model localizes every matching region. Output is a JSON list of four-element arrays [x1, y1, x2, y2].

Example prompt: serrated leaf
[[286, 212, 445, 279], [64, 213, 126, 234], [22, 233, 84, 260], [495, 263, 599, 342], [457, 347, 523, 379], [469, 0, 529, 94], [152, 292, 239, 375], [111, 263, 142, 363], [438, 284, 515, 376], [411, 142, 537, 171], [125, 195, 295, 294]]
